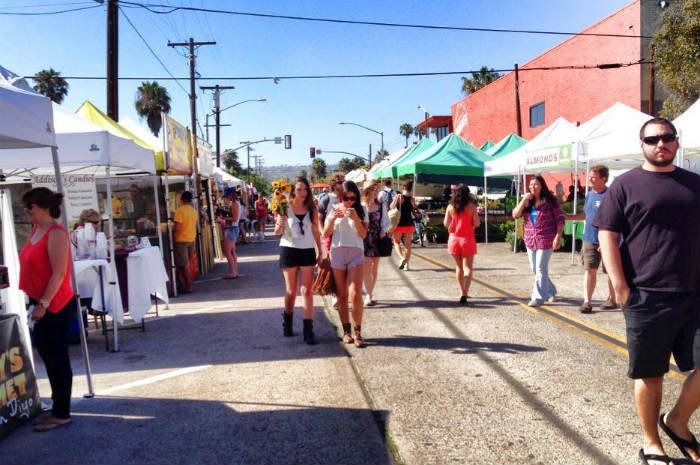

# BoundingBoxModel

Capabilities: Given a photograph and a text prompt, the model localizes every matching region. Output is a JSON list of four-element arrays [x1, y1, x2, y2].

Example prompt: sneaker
[[363, 294, 372, 306], [578, 302, 593, 314], [600, 299, 618, 310], [398, 258, 406, 270], [404, 262, 410, 271], [527, 299, 541, 307], [546, 296, 556, 303]]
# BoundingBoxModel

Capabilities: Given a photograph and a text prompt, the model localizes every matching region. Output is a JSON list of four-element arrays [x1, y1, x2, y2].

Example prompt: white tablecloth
[[126, 246, 169, 323], [73, 258, 125, 324]]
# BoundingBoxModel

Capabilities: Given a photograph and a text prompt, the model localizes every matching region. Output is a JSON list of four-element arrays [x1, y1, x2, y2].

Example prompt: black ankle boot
[[303, 319, 316, 345], [282, 312, 293, 337]]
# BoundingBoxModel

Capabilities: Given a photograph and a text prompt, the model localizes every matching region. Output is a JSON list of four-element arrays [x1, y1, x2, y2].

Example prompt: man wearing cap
[[173, 191, 198, 293]]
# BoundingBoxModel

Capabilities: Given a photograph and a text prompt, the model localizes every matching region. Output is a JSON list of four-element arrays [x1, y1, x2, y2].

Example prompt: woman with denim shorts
[[323, 180, 368, 347], [512, 175, 564, 306], [220, 188, 240, 279], [443, 185, 481, 306]]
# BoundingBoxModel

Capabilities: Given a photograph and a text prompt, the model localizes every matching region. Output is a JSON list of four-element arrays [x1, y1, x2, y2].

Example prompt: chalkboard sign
[[0, 313, 41, 438]]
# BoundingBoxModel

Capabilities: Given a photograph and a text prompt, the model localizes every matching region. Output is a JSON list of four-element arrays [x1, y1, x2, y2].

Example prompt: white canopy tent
[[0, 66, 95, 394], [345, 168, 368, 183], [213, 166, 244, 188], [674, 98, 700, 172]]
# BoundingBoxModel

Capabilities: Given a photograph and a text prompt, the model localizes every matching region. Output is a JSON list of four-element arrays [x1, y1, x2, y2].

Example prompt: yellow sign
[[164, 116, 192, 175]]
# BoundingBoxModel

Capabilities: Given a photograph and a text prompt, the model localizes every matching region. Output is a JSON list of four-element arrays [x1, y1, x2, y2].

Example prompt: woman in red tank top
[[443, 185, 481, 306], [18, 187, 75, 431]]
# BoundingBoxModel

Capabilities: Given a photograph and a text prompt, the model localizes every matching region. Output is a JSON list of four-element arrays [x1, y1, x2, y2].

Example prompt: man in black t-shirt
[[595, 118, 700, 464]]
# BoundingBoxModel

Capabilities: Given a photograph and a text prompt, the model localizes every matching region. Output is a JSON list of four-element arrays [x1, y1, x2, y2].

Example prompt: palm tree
[[399, 123, 414, 148], [134, 81, 171, 136], [461, 66, 501, 95], [33, 68, 69, 103], [311, 158, 327, 181]]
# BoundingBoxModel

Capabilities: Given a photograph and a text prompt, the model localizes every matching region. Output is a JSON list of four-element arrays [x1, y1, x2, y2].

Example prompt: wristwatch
[[39, 299, 50, 308]]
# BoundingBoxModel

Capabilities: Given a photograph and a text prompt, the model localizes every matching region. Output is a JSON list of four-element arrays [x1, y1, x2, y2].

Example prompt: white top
[[326, 208, 368, 250], [279, 211, 316, 249]]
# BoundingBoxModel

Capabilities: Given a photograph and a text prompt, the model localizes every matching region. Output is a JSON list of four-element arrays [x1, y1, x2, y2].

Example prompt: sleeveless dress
[[364, 207, 382, 257]]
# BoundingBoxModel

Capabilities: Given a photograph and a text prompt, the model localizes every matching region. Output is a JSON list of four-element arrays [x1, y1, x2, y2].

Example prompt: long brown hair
[[524, 174, 557, 212], [290, 177, 317, 223]]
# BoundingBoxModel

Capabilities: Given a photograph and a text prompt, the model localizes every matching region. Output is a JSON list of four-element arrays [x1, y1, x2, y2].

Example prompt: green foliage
[[134, 81, 171, 136], [311, 158, 327, 181], [337, 157, 355, 173], [461, 66, 501, 95], [652, 0, 700, 118], [222, 149, 242, 174], [33, 68, 69, 104], [500, 220, 526, 251], [399, 123, 414, 148], [423, 223, 448, 243]]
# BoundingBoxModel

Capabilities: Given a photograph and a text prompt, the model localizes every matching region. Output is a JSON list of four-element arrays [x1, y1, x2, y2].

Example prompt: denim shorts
[[223, 226, 239, 242], [624, 289, 700, 378]]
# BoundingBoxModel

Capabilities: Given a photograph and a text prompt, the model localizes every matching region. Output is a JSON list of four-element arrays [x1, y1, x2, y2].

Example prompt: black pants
[[33, 298, 76, 419]]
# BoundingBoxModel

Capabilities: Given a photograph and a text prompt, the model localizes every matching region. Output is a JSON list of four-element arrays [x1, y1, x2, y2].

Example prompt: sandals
[[659, 412, 700, 461], [32, 410, 53, 426], [353, 326, 365, 348], [33, 415, 71, 432], [638, 449, 672, 465]]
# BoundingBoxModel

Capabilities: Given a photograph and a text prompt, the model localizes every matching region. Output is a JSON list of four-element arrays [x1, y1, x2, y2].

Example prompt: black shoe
[[459, 295, 467, 305], [282, 312, 293, 337], [303, 319, 316, 345]]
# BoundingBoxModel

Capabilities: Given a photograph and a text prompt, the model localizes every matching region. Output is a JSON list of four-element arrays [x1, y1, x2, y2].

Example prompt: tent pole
[[483, 175, 488, 244], [105, 165, 120, 352], [164, 173, 178, 296], [52, 146, 94, 397]]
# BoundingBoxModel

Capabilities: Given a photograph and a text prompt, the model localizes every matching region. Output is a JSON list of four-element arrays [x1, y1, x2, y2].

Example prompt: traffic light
[[284, 134, 292, 150], [309, 146, 315, 158]]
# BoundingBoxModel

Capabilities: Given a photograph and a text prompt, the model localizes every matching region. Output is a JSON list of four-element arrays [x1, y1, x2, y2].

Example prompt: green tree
[[311, 158, 327, 181], [652, 0, 700, 118], [461, 66, 501, 95], [298, 169, 309, 179], [351, 156, 367, 170], [415, 125, 427, 140], [222, 149, 242, 174], [399, 123, 414, 148], [374, 149, 389, 164], [32, 68, 69, 103], [134, 81, 171, 136], [338, 158, 355, 173]]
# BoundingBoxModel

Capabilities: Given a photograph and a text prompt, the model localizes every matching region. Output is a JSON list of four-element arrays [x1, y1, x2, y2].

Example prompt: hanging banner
[[525, 144, 574, 171], [31, 174, 99, 225], [197, 138, 214, 176], [163, 116, 192, 175], [0, 314, 41, 439]]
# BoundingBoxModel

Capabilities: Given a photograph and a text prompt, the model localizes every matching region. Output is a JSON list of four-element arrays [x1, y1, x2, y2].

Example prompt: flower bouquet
[[269, 179, 291, 216]]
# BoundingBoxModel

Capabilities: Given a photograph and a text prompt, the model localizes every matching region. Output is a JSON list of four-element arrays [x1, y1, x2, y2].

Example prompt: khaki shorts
[[174, 241, 195, 267], [582, 241, 605, 271]]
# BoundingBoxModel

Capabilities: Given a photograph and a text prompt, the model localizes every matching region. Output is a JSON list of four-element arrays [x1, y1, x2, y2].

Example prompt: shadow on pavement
[[366, 335, 546, 354]]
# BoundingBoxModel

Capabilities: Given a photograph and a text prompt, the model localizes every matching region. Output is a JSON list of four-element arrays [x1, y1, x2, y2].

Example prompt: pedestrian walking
[[512, 175, 565, 306], [362, 180, 390, 306], [274, 177, 324, 345], [567, 166, 617, 313], [19, 187, 76, 432], [323, 180, 368, 347], [172, 191, 198, 293], [219, 188, 240, 279], [390, 180, 418, 271], [377, 178, 395, 211], [596, 117, 700, 465], [443, 185, 480, 305]]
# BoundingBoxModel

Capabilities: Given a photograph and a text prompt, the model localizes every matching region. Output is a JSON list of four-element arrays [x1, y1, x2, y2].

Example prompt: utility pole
[[204, 114, 229, 144], [201, 84, 234, 167], [514, 63, 523, 137], [167, 38, 215, 189], [106, 0, 119, 120]]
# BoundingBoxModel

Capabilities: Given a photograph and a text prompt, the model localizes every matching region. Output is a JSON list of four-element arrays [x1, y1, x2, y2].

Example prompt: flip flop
[[638, 449, 672, 465], [222, 275, 238, 280], [659, 412, 700, 461], [33, 416, 71, 432]]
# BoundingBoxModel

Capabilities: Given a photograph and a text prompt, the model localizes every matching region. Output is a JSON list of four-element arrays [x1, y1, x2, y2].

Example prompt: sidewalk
[[2, 237, 392, 465]]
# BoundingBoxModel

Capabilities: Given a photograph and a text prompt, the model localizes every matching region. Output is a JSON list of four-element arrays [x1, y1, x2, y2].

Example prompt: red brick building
[[450, 0, 667, 147]]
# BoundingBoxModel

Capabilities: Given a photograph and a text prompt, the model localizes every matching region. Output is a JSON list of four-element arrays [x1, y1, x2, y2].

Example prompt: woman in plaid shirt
[[512, 175, 565, 306]]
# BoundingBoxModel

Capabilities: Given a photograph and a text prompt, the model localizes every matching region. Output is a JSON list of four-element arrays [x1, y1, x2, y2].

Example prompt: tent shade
[[485, 133, 527, 158], [374, 139, 434, 179], [395, 133, 489, 177], [674, 98, 700, 158], [479, 140, 495, 151]]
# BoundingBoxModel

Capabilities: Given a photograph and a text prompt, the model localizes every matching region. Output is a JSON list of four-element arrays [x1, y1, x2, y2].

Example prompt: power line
[[117, 1, 652, 39], [0, 4, 101, 14], [35, 59, 650, 82], [118, 5, 189, 96]]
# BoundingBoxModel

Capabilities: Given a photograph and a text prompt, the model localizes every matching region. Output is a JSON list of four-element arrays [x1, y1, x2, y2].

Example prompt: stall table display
[[125, 246, 169, 322]]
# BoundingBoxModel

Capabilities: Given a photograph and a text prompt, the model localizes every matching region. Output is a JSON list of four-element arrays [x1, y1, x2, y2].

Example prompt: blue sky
[[0, 0, 632, 168]]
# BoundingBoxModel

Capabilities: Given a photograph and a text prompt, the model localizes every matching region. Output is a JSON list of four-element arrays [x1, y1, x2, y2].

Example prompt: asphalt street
[[3, 232, 697, 465]]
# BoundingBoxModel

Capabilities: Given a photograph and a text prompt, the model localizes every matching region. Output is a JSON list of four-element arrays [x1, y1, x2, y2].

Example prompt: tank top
[[450, 205, 476, 242], [279, 210, 316, 249], [398, 195, 414, 227], [19, 224, 74, 313], [255, 200, 268, 218]]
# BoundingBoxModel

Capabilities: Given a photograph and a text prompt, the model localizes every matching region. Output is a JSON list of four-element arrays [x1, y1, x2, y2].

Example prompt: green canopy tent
[[485, 133, 527, 158], [395, 133, 510, 187], [373, 138, 435, 179], [479, 140, 495, 151]]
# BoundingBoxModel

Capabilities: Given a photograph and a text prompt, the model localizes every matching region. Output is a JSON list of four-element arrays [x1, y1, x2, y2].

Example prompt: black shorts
[[279, 246, 316, 269], [624, 289, 700, 379]]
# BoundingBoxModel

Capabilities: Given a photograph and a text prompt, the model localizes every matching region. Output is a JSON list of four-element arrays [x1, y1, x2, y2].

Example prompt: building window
[[529, 102, 545, 127]]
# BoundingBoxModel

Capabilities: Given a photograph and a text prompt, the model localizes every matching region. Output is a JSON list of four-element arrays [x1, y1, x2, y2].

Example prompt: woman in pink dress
[[443, 185, 481, 305]]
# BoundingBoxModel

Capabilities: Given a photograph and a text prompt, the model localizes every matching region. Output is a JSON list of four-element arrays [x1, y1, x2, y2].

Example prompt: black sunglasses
[[343, 195, 356, 201], [642, 133, 677, 145]]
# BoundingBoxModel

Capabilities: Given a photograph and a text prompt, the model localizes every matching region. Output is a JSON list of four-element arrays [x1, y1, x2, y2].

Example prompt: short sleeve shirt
[[173, 203, 198, 243], [582, 188, 607, 244], [593, 166, 700, 292]]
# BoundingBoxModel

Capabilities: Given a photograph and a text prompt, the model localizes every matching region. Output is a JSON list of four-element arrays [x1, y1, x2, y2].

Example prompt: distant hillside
[[261, 163, 338, 181]]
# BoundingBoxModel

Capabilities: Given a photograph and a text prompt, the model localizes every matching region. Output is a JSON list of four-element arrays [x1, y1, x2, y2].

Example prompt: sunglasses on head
[[642, 133, 677, 145], [343, 195, 356, 201]]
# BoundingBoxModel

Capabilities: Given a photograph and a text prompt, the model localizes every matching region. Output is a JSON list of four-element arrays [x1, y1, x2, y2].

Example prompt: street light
[[209, 97, 266, 167], [417, 105, 429, 140], [338, 121, 384, 168]]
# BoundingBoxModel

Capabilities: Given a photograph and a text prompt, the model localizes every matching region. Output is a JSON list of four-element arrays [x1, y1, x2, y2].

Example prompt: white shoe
[[404, 262, 410, 271], [527, 299, 540, 307], [363, 294, 372, 306], [546, 296, 556, 303]]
